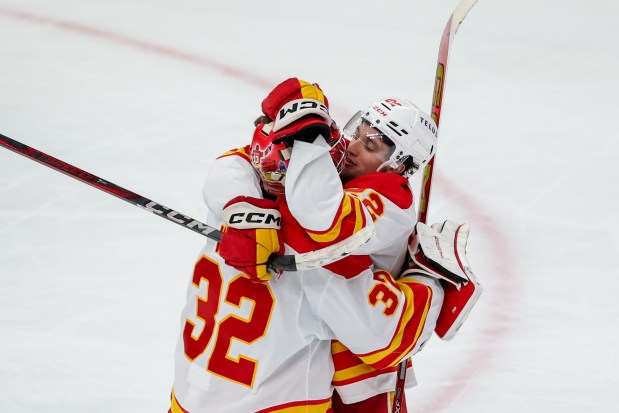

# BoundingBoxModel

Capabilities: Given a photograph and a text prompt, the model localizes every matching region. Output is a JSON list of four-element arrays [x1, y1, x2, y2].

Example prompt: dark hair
[[254, 115, 272, 126]]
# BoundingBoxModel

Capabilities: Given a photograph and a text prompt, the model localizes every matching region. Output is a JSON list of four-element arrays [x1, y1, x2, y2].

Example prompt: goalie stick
[[393, 1, 479, 412], [0, 133, 372, 272]]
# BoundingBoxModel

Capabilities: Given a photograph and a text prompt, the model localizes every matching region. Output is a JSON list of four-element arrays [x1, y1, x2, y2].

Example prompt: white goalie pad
[[405, 220, 483, 341], [408, 220, 471, 287]]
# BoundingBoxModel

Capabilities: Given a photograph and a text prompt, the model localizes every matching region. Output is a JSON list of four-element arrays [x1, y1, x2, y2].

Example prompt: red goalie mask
[[250, 122, 347, 195]]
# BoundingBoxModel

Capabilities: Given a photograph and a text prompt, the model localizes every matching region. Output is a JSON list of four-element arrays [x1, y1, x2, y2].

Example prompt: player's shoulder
[[217, 145, 252, 163], [344, 172, 413, 209]]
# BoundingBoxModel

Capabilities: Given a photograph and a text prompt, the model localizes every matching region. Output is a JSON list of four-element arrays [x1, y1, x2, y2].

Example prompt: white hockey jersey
[[170, 142, 443, 413], [284, 139, 443, 404]]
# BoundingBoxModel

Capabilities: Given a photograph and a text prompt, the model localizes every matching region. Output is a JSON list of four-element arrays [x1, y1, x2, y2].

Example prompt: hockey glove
[[408, 220, 473, 286], [218, 196, 284, 282], [261, 77, 333, 145], [404, 220, 483, 340]]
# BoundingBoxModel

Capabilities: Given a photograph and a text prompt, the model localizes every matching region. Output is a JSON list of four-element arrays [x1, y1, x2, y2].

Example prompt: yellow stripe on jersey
[[332, 340, 403, 386], [388, 391, 395, 411], [332, 340, 375, 383], [257, 397, 332, 413], [218, 146, 251, 162], [331, 340, 348, 354], [357, 278, 433, 369], [307, 195, 365, 244], [333, 361, 377, 383], [170, 390, 189, 413]]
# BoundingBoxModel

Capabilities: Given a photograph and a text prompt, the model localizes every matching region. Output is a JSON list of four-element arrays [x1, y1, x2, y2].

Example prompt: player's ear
[[393, 163, 406, 175], [379, 162, 406, 175]]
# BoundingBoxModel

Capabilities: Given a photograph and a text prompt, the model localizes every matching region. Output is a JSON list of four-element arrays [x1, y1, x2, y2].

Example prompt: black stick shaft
[[0, 133, 223, 241], [0, 133, 298, 269]]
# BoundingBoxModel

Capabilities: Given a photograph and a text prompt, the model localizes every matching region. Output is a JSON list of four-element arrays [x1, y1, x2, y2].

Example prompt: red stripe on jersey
[[323, 254, 373, 279], [278, 199, 372, 279], [344, 172, 413, 210], [305, 195, 367, 245], [332, 360, 412, 387], [332, 342, 366, 371], [334, 365, 399, 386], [357, 280, 433, 370], [332, 390, 408, 413], [255, 396, 332, 413], [332, 343, 413, 386], [332, 341, 414, 385]]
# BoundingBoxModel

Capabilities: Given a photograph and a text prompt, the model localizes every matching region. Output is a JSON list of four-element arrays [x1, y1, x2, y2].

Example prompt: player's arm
[[312, 268, 444, 370], [203, 145, 262, 221], [284, 138, 377, 247], [324, 220, 481, 367], [202, 147, 287, 282], [285, 138, 416, 260]]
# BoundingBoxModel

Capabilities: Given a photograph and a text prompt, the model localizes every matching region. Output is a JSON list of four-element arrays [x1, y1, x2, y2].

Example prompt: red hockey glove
[[217, 196, 284, 282], [261, 77, 333, 144]]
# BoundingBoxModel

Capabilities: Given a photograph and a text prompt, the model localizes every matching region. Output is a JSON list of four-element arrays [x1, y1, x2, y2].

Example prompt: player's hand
[[218, 196, 284, 282], [261, 77, 333, 145]]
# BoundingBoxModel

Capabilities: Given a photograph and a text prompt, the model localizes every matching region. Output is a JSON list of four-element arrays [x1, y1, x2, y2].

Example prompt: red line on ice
[[415, 173, 517, 412], [0, 7, 274, 90]]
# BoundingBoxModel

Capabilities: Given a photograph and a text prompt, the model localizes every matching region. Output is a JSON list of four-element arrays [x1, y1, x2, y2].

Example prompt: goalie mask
[[250, 122, 347, 194], [342, 98, 438, 178]]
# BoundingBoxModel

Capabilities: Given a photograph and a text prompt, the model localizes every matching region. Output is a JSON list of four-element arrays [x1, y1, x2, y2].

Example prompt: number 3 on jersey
[[368, 270, 400, 316], [183, 256, 275, 387]]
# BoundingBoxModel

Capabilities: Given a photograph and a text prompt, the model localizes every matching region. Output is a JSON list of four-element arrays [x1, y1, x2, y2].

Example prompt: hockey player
[[170, 79, 478, 413], [249, 80, 450, 411], [276, 93, 441, 412]]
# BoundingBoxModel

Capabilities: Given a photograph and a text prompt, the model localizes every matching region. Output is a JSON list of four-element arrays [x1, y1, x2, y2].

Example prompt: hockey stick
[[393, 1, 479, 411], [0, 133, 372, 271], [418, 0, 479, 225]]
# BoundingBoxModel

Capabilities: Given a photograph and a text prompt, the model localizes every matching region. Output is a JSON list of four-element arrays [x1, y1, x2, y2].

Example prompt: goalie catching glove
[[217, 196, 284, 282], [403, 220, 483, 340], [408, 220, 472, 286]]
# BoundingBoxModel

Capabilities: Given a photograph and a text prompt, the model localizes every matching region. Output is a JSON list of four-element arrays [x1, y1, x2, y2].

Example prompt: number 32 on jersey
[[183, 255, 275, 388]]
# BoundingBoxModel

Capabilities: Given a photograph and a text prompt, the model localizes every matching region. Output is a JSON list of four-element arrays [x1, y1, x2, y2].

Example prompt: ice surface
[[1, 0, 618, 411]]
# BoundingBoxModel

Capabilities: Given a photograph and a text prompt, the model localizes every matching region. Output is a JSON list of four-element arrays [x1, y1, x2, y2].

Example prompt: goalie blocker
[[404, 220, 483, 341]]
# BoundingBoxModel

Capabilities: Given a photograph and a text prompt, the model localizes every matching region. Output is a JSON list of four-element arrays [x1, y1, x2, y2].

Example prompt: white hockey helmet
[[343, 97, 438, 177]]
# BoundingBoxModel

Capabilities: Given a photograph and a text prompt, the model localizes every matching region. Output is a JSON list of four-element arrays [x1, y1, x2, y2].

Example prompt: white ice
[[1, 0, 618, 412]]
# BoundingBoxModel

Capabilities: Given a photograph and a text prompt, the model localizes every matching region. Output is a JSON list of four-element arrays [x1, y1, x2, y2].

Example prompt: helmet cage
[[343, 111, 412, 174], [322, 121, 346, 174], [250, 123, 290, 194]]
